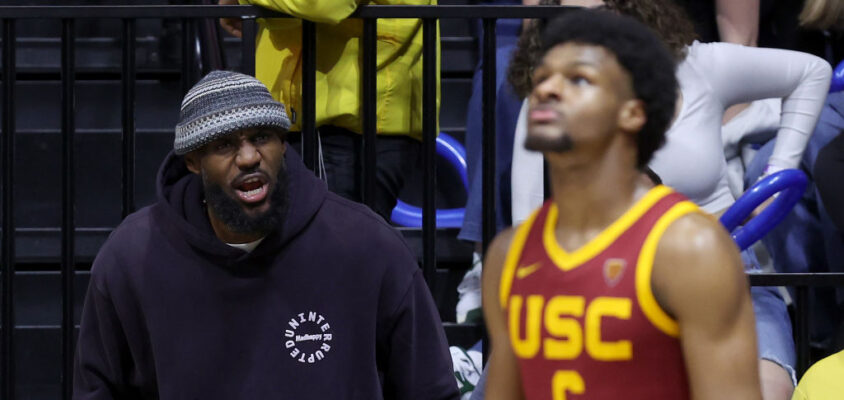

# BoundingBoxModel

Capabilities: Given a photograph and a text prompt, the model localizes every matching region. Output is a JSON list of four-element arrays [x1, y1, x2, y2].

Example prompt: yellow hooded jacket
[[241, 0, 440, 140]]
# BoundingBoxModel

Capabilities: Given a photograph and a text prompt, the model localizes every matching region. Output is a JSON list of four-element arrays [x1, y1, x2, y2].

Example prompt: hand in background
[[219, 0, 243, 38], [749, 195, 775, 219]]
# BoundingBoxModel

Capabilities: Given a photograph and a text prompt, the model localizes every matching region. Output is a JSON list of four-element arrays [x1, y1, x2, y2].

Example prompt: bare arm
[[520, 0, 539, 31], [716, 0, 758, 47], [653, 213, 762, 400], [716, 0, 758, 123], [481, 228, 525, 400]]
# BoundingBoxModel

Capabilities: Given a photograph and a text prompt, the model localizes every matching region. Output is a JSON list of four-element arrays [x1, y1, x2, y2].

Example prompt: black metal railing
[[59, 18, 75, 400], [2, 17, 16, 400], [0, 4, 841, 400]]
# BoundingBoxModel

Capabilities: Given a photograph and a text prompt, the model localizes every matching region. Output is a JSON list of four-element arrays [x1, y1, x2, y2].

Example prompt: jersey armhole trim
[[499, 208, 541, 309], [635, 200, 700, 338]]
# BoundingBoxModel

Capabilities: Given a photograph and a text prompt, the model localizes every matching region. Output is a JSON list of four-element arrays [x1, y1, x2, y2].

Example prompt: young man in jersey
[[482, 10, 763, 400]]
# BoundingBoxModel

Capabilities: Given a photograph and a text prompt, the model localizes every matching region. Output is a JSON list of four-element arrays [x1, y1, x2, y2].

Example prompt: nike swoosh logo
[[516, 262, 542, 279]]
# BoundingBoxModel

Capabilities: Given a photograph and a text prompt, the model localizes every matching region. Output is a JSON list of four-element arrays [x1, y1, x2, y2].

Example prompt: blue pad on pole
[[719, 169, 808, 250], [391, 132, 468, 228]]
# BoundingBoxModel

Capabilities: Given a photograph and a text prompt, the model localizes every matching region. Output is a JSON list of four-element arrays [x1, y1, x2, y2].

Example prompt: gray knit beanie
[[174, 70, 291, 155]]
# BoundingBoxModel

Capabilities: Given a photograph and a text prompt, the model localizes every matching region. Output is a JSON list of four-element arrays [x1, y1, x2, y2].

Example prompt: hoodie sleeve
[[73, 278, 133, 400], [380, 270, 461, 400], [73, 233, 155, 400], [239, 0, 360, 25]]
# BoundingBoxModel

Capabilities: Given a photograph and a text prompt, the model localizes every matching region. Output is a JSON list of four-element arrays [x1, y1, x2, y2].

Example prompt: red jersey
[[500, 185, 701, 400]]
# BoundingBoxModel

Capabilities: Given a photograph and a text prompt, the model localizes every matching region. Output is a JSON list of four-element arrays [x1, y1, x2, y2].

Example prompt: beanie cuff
[[174, 103, 291, 155]]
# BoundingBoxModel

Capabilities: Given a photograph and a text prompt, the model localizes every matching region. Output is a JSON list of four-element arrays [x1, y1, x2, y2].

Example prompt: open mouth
[[233, 174, 270, 204]]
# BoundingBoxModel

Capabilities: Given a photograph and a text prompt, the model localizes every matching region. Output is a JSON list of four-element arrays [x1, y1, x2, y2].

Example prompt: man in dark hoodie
[[73, 70, 460, 400]]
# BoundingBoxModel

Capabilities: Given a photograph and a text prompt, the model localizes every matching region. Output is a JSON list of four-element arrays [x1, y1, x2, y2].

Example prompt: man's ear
[[277, 130, 288, 154], [183, 151, 202, 175], [618, 99, 646, 134]]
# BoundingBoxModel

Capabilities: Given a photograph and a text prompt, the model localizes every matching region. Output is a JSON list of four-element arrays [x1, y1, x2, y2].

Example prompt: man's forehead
[[541, 42, 619, 70], [187, 126, 285, 157], [538, 42, 635, 95], [213, 126, 283, 140]]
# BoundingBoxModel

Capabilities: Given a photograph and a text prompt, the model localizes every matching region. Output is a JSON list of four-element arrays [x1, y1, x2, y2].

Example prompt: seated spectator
[[799, 0, 844, 31], [736, 0, 844, 356], [743, 92, 844, 355], [815, 128, 844, 232], [73, 71, 459, 399], [802, 0, 844, 236]]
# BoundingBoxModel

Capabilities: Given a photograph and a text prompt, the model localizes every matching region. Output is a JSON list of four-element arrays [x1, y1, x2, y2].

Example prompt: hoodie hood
[[154, 147, 327, 263]]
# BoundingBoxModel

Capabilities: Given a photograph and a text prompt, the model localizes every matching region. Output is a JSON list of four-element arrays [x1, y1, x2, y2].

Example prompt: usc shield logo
[[603, 259, 626, 287]]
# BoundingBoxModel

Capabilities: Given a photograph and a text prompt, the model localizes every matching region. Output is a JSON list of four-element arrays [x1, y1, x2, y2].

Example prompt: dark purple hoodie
[[73, 149, 459, 400]]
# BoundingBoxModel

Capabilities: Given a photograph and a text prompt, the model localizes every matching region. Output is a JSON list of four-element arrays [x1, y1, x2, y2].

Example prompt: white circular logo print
[[284, 311, 333, 364]]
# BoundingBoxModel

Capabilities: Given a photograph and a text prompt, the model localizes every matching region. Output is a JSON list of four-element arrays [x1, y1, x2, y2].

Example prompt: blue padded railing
[[721, 169, 809, 251]]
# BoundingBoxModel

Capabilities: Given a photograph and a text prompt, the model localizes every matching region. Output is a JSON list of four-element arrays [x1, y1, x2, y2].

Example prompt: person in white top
[[506, 1, 832, 399], [512, 33, 831, 218]]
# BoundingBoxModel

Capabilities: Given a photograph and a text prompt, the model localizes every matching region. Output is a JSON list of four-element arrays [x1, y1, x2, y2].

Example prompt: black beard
[[524, 133, 574, 153], [202, 166, 289, 237]]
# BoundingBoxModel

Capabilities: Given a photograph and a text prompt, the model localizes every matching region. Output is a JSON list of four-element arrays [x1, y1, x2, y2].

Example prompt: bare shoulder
[[652, 211, 747, 317], [657, 212, 739, 264], [483, 227, 518, 298], [482, 227, 528, 400]]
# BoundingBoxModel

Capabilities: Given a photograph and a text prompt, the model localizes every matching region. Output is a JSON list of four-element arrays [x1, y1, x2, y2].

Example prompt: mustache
[[232, 168, 271, 184]]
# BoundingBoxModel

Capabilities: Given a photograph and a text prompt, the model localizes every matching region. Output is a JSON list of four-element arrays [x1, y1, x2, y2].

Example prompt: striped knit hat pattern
[[174, 70, 291, 155]]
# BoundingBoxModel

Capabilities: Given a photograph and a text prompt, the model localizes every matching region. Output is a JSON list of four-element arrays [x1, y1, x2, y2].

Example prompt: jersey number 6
[[552, 370, 584, 400]]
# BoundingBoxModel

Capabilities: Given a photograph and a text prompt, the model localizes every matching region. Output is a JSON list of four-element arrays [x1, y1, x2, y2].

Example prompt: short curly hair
[[539, 9, 678, 168]]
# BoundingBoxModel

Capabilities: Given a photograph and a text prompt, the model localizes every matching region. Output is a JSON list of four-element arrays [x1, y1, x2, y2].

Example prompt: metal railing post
[[240, 16, 256, 76], [301, 20, 317, 172], [421, 17, 437, 289], [796, 286, 810, 378], [361, 18, 377, 208], [122, 18, 136, 218], [480, 18, 497, 254], [1, 17, 17, 400], [60, 17, 77, 400], [480, 16, 497, 364], [181, 17, 197, 94]]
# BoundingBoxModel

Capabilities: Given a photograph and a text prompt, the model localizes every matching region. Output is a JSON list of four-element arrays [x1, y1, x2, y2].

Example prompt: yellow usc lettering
[[585, 297, 632, 360], [509, 295, 632, 361], [544, 296, 585, 360]]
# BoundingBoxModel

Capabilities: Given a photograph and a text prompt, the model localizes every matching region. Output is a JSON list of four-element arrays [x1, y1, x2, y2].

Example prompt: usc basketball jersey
[[500, 185, 701, 400]]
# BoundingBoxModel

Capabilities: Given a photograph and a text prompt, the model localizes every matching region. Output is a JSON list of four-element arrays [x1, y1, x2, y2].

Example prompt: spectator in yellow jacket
[[220, 0, 439, 220]]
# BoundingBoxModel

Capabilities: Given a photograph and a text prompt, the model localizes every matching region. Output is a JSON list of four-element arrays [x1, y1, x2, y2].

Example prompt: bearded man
[[73, 70, 459, 400]]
